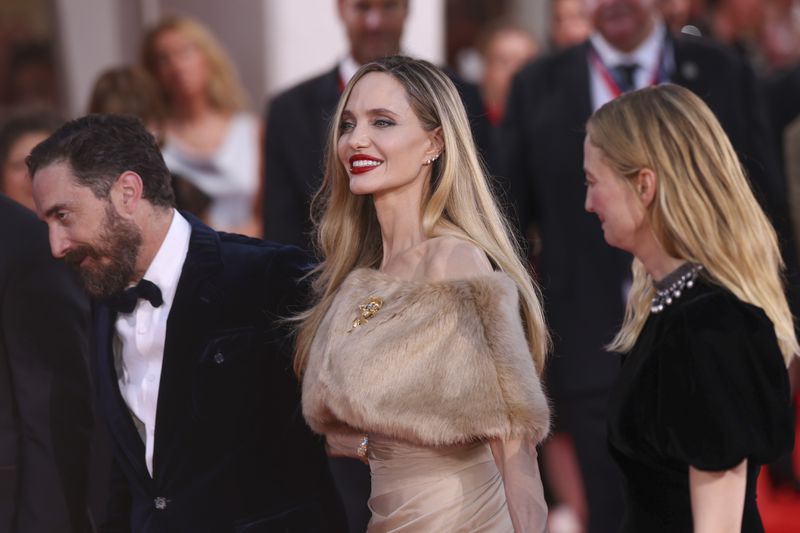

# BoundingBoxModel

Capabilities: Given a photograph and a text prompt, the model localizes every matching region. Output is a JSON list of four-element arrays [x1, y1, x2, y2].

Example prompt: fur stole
[[302, 268, 551, 447]]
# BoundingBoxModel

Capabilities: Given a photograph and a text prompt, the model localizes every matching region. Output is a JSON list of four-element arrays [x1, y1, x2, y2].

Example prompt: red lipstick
[[349, 154, 383, 174]]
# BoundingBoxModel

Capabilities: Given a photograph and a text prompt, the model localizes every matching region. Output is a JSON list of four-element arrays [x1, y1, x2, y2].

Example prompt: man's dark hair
[[27, 113, 175, 207]]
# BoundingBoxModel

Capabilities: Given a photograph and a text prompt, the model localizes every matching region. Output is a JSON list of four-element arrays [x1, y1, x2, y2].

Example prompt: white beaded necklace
[[651, 263, 703, 314]]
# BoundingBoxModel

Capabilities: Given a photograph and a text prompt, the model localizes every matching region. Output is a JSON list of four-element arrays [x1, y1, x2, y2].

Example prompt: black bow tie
[[105, 279, 164, 314]]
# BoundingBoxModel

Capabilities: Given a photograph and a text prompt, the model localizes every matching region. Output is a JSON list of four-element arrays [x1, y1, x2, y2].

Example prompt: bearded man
[[29, 114, 345, 533]]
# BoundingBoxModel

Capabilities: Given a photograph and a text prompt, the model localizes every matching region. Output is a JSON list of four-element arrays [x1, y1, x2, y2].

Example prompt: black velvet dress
[[607, 275, 794, 532]]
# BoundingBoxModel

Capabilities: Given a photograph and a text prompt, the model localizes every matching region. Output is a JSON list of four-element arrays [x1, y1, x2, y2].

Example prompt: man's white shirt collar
[[588, 20, 669, 110], [589, 20, 667, 77], [139, 209, 191, 309]]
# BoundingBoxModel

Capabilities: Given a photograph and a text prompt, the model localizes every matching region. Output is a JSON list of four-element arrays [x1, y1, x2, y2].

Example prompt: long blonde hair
[[294, 56, 549, 375], [141, 15, 248, 113], [587, 84, 798, 364]]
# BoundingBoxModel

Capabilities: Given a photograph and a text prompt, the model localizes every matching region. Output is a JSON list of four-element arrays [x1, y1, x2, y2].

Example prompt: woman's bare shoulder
[[421, 236, 493, 282]]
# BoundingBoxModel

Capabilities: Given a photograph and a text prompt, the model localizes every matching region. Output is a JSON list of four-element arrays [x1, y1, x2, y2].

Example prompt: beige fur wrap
[[302, 268, 551, 447]]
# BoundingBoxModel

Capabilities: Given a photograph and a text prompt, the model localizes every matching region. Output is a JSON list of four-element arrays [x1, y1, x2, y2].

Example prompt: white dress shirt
[[113, 210, 191, 477], [588, 21, 668, 111], [339, 55, 361, 87]]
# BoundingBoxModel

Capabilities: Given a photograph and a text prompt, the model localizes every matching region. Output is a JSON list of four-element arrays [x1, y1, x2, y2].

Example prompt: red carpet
[[758, 393, 800, 532], [758, 469, 800, 532]]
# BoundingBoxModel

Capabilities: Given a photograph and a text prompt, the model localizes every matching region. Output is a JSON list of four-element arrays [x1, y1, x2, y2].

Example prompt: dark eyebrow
[[44, 203, 68, 220]]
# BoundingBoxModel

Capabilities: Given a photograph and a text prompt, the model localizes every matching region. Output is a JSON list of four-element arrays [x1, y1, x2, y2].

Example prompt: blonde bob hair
[[587, 84, 798, 365], [294, 55, 549, 376], [141, 15, 247, 113]]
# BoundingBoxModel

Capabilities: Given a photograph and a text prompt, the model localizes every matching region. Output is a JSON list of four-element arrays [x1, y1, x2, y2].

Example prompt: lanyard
[[588, 41, 670, 99]]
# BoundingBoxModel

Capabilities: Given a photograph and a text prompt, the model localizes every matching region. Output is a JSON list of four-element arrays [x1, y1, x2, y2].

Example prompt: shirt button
[[213, 352, 224, 364], [154, 496, 168, 510]]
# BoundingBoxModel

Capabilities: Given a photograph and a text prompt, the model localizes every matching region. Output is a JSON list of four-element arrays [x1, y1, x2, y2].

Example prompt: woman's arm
[[490, 438, 548, 532], [689, 459, 747, 533]]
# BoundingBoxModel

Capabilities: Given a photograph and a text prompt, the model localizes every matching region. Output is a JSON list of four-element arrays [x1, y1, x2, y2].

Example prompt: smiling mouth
[[349, 155, 383, 174]]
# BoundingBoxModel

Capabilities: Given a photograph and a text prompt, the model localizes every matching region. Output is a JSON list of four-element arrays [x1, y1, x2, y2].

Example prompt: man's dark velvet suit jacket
[[262, 65, 492, 251], [0, 195, 93, 532], [95, 213, 345, 533]]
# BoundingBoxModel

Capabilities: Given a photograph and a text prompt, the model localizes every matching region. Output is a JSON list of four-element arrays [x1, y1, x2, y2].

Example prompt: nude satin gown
[[366, 436, 514, 532]]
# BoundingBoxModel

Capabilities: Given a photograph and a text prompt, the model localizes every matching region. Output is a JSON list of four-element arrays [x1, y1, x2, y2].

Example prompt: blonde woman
[[141, 16, 260, 235], [584, 84, 797, 533], [297, 56, 550, 531]]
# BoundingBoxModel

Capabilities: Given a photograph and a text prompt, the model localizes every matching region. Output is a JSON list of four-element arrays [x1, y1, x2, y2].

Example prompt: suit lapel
[[566, 43, 594, 131], [151, 214, 223, 483], [317, 66, 343, 141], [94, 305, 152, 488], [319, 65, 342, 101]]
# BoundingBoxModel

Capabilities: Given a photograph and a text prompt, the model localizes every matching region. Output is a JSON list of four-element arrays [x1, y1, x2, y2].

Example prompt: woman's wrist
[[357, 434, 369, 462], [323, 432, 370, 464]]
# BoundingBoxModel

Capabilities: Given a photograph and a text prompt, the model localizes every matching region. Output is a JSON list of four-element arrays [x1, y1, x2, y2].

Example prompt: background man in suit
[[28, 114, 345, 533], [0, 194, 93, 532], [262, 0, 490, 251], [499, 0, 794, 531]]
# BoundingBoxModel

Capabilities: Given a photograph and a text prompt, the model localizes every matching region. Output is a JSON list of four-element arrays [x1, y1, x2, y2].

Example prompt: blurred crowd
[[1, 0, 798, 239], [1, 0, 798, 240], [1, 1, 798, 533]]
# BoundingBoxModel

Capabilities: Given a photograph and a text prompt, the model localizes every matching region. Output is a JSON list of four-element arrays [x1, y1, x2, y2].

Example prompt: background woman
[[297, 56, 550, 532], [584, 84, 796, 532], [141, 15, 260, 236], [87, 64, 212, 220], [0, 106, 62, 211], [87, 65, 164, 130]]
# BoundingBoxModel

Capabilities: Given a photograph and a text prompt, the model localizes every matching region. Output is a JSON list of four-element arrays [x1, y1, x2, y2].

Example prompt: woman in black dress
[[583, 84, 796, 532]]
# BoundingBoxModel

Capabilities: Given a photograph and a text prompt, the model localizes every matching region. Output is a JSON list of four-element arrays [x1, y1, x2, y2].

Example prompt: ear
[[635, 168, 657, 207], [424, 127, 444, 163], [110, 171, 144, 217]]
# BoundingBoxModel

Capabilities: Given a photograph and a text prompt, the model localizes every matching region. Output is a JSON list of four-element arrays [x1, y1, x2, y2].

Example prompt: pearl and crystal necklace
[[650, 263, 703, 314]]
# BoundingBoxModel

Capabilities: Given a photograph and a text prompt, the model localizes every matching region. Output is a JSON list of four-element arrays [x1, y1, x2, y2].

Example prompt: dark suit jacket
[[765, 65, 800, 165], [95, 213, 345, 533], [262, 64, 492, 250], [499, 35, 793, 406], [0, 195, 93, 532]]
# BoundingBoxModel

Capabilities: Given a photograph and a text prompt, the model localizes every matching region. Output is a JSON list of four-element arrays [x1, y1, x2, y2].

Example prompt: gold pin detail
[[351, 296, 384, 330]]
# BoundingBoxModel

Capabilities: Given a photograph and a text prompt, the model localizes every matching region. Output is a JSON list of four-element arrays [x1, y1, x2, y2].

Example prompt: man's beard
[[63, 205, 143, 299]]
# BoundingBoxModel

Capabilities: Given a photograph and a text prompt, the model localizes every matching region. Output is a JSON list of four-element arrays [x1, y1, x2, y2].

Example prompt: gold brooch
[[350, 295, 384, 330]]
